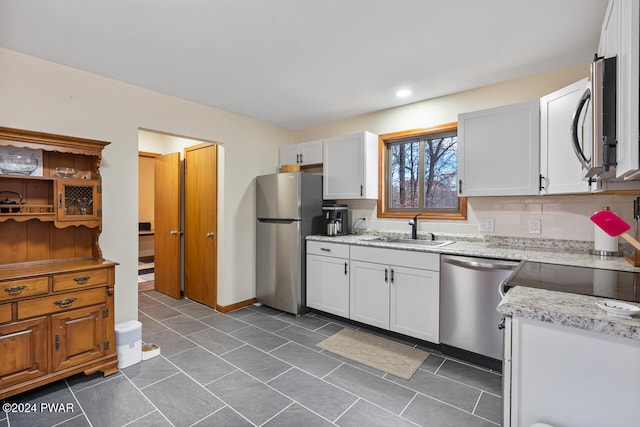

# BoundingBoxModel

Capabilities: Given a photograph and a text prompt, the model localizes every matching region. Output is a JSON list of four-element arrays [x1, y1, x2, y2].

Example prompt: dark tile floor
[[1, 291, 502, 426]]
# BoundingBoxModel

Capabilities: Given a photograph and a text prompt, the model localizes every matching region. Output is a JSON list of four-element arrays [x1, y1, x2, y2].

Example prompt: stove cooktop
[[505, 261, 640, 303]]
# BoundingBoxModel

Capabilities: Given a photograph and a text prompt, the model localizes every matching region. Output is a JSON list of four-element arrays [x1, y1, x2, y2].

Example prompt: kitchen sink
[[363, 236, 454, 248], [394, 239, 454, 247], [363, 236, 399, 242]]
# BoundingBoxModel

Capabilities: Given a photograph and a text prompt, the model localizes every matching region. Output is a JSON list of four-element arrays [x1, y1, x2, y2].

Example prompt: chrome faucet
[[409, 214, 419, 239]]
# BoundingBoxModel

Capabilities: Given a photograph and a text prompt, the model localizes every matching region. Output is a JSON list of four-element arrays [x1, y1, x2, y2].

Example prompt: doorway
[[138, 130, 220, 309]]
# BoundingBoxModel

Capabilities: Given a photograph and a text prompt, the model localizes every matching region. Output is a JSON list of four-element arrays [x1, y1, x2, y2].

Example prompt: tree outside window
[[378, 124, 467, 220]]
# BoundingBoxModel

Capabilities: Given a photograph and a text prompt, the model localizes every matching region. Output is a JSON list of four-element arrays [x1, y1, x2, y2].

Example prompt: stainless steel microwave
[[571, 55, 617, 180]]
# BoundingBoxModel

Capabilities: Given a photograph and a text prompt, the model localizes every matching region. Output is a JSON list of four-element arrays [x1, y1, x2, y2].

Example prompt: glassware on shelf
[[55, 167, 78, 178], [76, 197, 92, 215], [0, 154, 38, 175]]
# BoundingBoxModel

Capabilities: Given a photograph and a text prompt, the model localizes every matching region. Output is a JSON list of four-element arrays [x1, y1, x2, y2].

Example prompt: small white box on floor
[[115, 320, 142, 369]]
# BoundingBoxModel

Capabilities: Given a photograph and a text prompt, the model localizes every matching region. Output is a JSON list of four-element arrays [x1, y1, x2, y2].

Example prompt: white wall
[[293, 63, 640, 243], [0, 47, 293, 323]]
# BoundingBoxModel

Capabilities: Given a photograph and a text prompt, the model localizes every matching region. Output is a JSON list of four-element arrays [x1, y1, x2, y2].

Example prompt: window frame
[[377, 123, 467, 220]]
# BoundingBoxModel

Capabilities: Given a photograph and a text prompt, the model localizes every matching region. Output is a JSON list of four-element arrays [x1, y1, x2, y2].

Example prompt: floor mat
[[316, 328, 429, 380]]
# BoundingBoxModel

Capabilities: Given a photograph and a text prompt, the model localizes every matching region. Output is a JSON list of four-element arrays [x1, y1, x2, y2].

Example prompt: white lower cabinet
[[504, 317, 640, 426], [306, 242, 349, 318], [307, 242, 440, 342], [389, 265, 439, 342], [350, 246, 440, 342], [349, 260, 390, 329]]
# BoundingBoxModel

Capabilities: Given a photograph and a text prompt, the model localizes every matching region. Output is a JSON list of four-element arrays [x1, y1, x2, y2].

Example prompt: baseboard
[[216, 298, 257, 313]]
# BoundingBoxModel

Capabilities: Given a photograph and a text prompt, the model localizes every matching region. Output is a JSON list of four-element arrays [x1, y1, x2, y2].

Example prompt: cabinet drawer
[[53, 268, 109, 292], [17, 288, 106, 320], [350, 245, 440, 270], [307, 241, 350, 258], [0, 303, 12, 323], [0, 277, 49, 302]]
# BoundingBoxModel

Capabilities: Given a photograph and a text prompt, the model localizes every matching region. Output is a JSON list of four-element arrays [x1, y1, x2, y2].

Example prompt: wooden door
[[154, 152, 182, 298], [184, 144, 217, 308]]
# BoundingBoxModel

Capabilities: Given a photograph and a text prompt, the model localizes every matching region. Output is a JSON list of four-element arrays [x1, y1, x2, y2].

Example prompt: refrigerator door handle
[[258, 218, 298, 224]]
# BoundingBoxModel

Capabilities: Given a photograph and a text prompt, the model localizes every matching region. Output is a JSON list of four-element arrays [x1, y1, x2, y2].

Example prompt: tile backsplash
[[344, 194, 640, 244]]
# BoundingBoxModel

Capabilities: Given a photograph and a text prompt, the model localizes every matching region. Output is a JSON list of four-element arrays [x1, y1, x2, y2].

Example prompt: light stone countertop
[[307, 233, 640, 340], [497, 286, 640, 341], [306, 233, 640, 272]]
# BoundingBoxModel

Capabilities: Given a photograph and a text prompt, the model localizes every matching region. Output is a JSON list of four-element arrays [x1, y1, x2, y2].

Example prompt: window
[[377, 123, 467, 220]]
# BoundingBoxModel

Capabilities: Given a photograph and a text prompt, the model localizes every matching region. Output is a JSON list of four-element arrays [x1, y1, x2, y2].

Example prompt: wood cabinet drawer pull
[[73, 276, 91, 284], [4, 285, 27, 295], [53, 297, 78, 308]]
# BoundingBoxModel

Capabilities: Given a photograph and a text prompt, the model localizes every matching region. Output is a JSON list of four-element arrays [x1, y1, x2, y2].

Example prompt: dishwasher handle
[[442, 256, 520, 271]]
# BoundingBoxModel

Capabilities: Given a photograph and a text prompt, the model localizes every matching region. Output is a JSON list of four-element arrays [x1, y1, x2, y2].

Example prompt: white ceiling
[[0, 0, 609, 130]]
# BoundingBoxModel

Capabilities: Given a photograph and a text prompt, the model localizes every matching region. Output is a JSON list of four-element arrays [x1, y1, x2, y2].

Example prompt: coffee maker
[[322, 203, 349, 236]]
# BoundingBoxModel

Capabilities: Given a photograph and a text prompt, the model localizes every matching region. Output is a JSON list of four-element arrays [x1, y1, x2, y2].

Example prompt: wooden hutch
[[0, 126, 118, 399]]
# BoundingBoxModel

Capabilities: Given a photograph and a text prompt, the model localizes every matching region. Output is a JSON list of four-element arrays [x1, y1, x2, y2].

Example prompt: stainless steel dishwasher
[[440, 255, 520, 364]]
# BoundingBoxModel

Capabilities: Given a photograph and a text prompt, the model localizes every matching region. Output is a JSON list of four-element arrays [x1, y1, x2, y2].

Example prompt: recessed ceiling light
[[396, 89, 412, 98]]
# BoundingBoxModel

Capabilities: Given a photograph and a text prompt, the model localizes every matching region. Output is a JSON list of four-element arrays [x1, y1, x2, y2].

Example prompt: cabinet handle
[[384, 268, 388, 283], [320, 247, 331, 252], [360, 185, 363, 197], [539, 174, 545, 191], [296, 153, 300, 164], [58, 193, 63, 209], [73, 276, 90, 284], [390, 268, 395, 284], [300, 153, 304, 163], [459, 179, 462, 194], [206, 232, 215, 238], [53, 297, 78, 308], [170, 230, 180, 235], [344, 262, 348, 275], [4, 285, 27, 295]]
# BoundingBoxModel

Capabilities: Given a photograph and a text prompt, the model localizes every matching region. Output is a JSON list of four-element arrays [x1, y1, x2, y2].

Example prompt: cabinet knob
[[206, 232, 215, 238]]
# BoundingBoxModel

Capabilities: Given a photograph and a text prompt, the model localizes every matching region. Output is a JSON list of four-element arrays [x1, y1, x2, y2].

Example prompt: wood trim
[[0, 126, 110, 157], [138, 151, 161, 158], [377, 124, 467, 220], [215, 298, 257, 313]]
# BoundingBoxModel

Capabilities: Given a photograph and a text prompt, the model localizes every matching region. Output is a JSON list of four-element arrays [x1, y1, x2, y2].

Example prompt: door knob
[[206, 232, 215, 238]]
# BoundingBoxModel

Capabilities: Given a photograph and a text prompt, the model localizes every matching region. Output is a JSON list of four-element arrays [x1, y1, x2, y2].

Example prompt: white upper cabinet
[[458, 100, 540, 196], [323, 131, 378, 199], [279, 139, 323, 166], [599, 0, 620, 59], [540, 79, 592, 194], [612, 0, 640, 179]]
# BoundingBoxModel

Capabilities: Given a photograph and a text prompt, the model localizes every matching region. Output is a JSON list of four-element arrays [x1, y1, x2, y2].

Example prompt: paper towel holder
[[590, 207, 623, 258]]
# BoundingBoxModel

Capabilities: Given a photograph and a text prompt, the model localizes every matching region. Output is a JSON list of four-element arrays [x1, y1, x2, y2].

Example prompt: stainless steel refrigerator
[[255, 172, 323, 315]]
